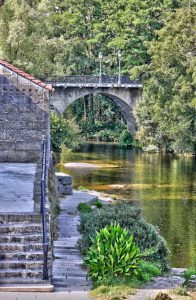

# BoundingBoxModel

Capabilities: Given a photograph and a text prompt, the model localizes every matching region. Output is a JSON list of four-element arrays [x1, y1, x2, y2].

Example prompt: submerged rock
[[64, 162, 101, 169]]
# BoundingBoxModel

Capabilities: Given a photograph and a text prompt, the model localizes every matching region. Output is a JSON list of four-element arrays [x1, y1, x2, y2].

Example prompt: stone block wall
[[0, 64, 50, 208], [0, 65, 50, 163]]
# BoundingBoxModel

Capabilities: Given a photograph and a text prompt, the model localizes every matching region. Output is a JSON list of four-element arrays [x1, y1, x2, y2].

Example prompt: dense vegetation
[[79, 202, 168, 299], [0, 0, 195, 152], [78, 202, 170, 271]]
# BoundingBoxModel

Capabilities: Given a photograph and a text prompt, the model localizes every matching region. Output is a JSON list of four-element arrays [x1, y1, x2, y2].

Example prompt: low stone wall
[[55, 172, 73, 196]]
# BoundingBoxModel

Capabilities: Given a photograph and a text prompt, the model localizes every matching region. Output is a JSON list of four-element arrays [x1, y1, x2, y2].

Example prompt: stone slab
[[0, 291, 93, 299], [0, 163, 36, 212], [0, 284, 54, 293]]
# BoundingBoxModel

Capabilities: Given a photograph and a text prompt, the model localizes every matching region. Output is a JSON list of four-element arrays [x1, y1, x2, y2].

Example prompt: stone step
[[0, 269, 43, 279], [52, 271, 87, 277], [0, 251, 45, 260], [0, 242, 45, 252], [52, 278, 90, 286], [0, 284, 54, 292], [0, 233, 43, 243], [0, 213, 43, 224], [0, 223, 42, 234], [0, 278, 50, 285], [0, 260, 43, 270]]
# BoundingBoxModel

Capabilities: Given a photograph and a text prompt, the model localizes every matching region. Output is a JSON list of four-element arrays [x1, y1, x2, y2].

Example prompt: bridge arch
[[50, 85, 142, 132]]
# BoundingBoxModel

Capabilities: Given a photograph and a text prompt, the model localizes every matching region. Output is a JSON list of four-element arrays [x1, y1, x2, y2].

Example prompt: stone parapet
[[55, 172, 73, 196]]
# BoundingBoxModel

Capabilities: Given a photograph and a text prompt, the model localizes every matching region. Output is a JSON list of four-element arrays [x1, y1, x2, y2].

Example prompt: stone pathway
[[128, 269, 195, 300], [52, 191, 97, 292], [0, 163, 36, 212], [0, 291, 94, 300]]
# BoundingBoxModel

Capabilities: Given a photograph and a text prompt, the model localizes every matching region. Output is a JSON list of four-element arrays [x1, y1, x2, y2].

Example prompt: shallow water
[[56, 143, 196, 268]]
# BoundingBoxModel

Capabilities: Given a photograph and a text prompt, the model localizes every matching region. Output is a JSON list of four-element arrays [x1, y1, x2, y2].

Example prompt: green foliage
[[1, 0, 188, 76], [69, 94, 128, 144], [137, 261, 161, 282], [183, 268, 196, 286], [50, 112, 82, 151], [90, 261, 162, 299], [135, 7, 196, 154], [94, 200, 103, 208], [119, 129, 133, 148], [84, 224, 141, 280], [78, 203, 92, 213], [60, 145, 73, 163], [78, 202, 170, 270]]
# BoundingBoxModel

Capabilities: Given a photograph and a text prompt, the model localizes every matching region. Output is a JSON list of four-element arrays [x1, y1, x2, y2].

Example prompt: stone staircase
[[0, 213, 53, 291]]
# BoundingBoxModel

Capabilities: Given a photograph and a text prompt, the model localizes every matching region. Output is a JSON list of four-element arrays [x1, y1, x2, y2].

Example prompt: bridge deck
[[44, 75, 143, 88]]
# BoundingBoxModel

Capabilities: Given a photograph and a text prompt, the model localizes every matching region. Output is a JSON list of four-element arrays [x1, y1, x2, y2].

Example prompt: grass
[[90, 261, 162, 300], [171, 286, 189, 296], [90, 277, 136, 300]]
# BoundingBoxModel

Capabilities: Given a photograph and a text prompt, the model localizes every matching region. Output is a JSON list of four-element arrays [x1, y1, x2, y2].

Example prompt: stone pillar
[[55, 173, 73, 196]]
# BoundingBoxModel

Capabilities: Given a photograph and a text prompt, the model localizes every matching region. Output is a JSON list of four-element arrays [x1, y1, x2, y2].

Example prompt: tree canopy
[[0, 0, 195, 152], [135, 7, 195, 153]]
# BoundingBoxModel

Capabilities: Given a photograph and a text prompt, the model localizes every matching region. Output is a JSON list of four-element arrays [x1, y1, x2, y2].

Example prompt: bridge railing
[[43, 75, 141, 86]]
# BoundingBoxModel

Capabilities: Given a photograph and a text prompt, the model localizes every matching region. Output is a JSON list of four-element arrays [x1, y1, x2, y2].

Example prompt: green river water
[[56, 143, 196, 268]]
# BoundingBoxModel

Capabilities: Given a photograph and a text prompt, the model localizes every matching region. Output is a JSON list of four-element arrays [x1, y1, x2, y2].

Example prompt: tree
[[135, 7, 196, 153]]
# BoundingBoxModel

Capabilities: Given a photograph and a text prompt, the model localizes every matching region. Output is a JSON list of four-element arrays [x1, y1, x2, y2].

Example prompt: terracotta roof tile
[[0, 60, 53, 91]]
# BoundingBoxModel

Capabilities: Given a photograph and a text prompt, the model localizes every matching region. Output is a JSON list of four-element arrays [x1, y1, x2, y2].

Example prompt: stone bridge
[[47, 76, 143, 132]]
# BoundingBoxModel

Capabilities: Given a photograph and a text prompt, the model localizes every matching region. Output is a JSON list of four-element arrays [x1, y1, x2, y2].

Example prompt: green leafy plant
[[78, 202, 170, 270], [137, 261, 161, 282], [50, 112, 82, 152], [119, 129, 133, 148], [78, 203, 92, 213], [84, 224, 141, 280], [94, 200, 103, 208], [183, 268, 196, 286]]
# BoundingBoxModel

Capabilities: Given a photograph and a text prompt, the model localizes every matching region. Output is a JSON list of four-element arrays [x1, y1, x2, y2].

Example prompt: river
[[56, 143, 196, 268]]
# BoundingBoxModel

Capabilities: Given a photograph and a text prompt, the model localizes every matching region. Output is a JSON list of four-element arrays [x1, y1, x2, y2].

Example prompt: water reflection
[[56, 143, 196, 267]]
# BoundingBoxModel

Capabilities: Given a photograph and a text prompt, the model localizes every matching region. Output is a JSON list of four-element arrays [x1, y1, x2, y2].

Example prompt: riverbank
[[56, 143, 196, 268], [53, 189, 195, 300]]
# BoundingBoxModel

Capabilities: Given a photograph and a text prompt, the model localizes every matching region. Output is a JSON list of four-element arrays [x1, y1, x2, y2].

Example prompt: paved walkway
[[0, 291, 93, 300], [0, 163, 36, 212], [52, 191, 97, 292]]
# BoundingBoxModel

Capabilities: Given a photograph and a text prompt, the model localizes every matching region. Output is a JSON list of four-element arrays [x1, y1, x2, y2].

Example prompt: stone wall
[[0, 65, 50, 163], [0, 64, 50, 209]]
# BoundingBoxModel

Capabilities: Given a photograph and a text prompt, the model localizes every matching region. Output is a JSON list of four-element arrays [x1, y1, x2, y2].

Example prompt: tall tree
[[135, 7, 195, 153]]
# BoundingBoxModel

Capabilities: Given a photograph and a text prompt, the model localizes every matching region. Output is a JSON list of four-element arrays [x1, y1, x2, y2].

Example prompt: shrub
[[119, 129, 133, 147], [137, 261, 162, 282], [50, 111, 82, 151], [84, 224, 141, 280], [78, 202, 170, 270], [94, 200, 103, 208], [183, 268, 196, 286], [60, 145, 73, 163], [78, 203, 92, 213]]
